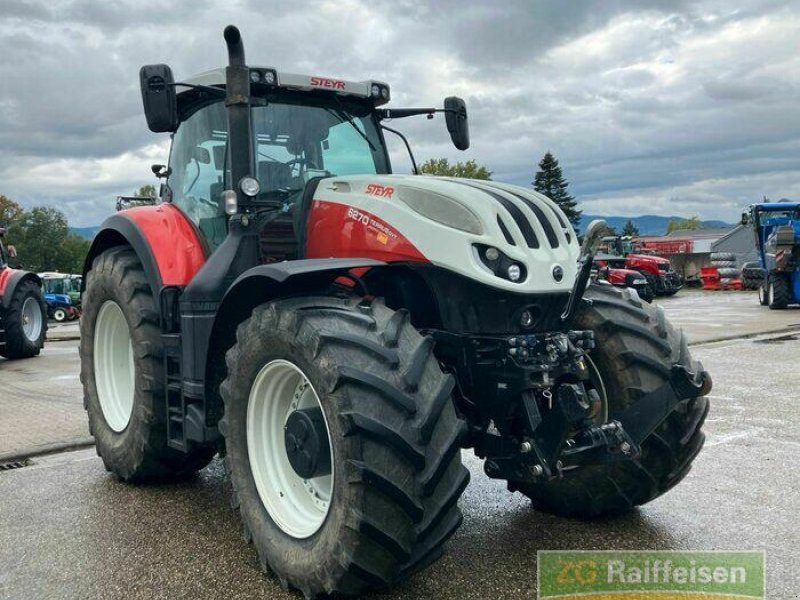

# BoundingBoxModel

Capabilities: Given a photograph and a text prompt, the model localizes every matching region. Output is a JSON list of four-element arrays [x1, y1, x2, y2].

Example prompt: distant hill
[[578, 215, 734, 236], [69, 226, 99, 240]]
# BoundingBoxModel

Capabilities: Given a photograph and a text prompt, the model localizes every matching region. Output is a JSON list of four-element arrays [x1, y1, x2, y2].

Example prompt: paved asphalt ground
[[1, 289, 799, 598]]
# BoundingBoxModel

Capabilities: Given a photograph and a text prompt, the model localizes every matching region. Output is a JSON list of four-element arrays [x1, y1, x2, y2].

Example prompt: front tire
[[758, 283, 769, 306], [767, 274, 792, 309], [638, 270, 658, 299], [220, 297, 469, 597], [52, 307, 67, 322], [80, 247, 215, 481], [0, 279, 47, 359], [512, 284, 709, 518]]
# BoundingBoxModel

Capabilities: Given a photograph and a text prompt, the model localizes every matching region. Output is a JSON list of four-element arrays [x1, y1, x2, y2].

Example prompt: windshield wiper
[[325, 103, 376, 152]]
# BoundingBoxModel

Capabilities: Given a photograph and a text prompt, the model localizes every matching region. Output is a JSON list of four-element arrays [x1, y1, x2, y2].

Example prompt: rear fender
[[0, 269, 41, 308], [82, 205, 207, 297]]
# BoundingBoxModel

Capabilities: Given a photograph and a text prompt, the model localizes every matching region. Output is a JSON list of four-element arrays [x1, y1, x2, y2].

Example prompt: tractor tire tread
[[219, 295, 469, 598], [80, 247, 215, 482]]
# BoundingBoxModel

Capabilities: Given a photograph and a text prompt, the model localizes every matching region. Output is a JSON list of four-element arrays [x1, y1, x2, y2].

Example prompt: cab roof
[[179, 68, 391, 106], [757, 202, 800, 211]]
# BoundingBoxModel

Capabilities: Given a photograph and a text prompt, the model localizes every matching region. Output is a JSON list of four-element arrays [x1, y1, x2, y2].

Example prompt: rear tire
[[220, 296, 469, 597], [511, 284, 709, 517], [0, 279, 47, 359], [80, 247, 215, 481], [767, 274, 792, 309], [710, 252, 735, 262]]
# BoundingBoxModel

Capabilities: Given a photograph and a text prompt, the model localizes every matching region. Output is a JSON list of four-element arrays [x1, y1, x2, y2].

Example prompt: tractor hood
[[308, 174, 581, 293], [609, 267, 645, 278], [628, 253, 670, 265]]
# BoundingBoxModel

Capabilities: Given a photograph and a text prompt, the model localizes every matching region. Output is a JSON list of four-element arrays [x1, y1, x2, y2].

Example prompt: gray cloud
[[0, 0, 797, 226]]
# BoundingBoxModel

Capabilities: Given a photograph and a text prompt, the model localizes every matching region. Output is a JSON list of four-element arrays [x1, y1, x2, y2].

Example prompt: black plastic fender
[[212, 258, 387, 341], [201, 258, 387, 419]]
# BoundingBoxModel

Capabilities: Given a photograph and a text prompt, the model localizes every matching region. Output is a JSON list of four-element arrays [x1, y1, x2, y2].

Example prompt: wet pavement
[[46, 320, 80, 341], [1, 289, 793, 458], [1, 332, 798, 599], [0, 341, 88, 460], [658, 288, 800, 343]]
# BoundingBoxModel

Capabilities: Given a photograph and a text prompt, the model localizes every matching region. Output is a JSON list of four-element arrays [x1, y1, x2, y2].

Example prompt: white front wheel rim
[[94, 300, 135, 432], [21, 296, 43, 342], [247, 359, 333, 539]]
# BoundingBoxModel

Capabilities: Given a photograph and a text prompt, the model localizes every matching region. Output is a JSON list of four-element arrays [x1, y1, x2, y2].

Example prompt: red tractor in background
[[592, 254, 653, 302], [601, 235, 682, 297], [79, 27, 710, 598], [0, 226, 47, 359]]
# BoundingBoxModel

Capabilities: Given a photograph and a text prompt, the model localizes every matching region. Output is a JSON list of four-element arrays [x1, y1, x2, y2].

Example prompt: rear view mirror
[[140, 64, 178, 132], [444, 96, 469, 151]]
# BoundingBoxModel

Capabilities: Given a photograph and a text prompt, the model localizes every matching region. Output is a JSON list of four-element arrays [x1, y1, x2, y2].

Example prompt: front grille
[[502, 190, 560, 248]]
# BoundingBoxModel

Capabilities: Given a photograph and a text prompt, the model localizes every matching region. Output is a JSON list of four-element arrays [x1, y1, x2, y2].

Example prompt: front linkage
[[436, 221, 710, 485]]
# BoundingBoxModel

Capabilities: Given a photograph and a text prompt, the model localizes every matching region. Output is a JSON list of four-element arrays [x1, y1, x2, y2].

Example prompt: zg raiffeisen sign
[[538, 551, 764, 599]]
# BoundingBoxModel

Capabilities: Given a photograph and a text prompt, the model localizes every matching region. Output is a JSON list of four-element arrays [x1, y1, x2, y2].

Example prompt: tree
[[666, 216, 701, 234], [622, 219, 640, 237], [11, 206, 88, 273], [59, 233, 92, 274], [532, 152, 581, 228], [0, 195, 23, 228], [136, 184, 157, 198], [419, 158, 492, 180]]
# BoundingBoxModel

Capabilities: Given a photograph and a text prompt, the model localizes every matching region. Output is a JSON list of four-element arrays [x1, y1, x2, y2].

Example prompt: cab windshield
[[759, 208, 800, 224], [168, 98, 387, 243]]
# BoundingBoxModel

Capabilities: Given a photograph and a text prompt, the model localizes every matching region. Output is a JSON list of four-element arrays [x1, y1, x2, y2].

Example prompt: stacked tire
[[740, 261, 766, 291], [710, 252, 738, 287]]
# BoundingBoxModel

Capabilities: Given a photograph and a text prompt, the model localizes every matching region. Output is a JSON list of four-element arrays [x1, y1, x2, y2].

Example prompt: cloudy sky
[[1, 0, 798, 226]]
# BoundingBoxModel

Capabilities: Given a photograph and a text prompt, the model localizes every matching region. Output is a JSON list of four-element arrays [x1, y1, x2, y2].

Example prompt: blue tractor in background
[[40, 273, 82, 322], [744, 202, 800, 309]]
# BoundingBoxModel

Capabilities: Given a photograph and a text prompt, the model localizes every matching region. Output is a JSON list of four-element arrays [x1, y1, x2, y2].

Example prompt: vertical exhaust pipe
[[224, 25, 245, 66], [224, 25, 254, 206]]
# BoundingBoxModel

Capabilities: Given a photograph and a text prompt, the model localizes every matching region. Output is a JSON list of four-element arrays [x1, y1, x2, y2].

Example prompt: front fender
[[204, 258, 386, 418], [215, 258, 386, 334]]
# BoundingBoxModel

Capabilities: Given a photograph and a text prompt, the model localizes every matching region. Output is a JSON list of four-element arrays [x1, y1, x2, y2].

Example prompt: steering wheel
[[285, 157, 320, 171]]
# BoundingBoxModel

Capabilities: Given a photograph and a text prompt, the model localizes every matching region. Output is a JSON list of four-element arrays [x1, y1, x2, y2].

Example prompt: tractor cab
[[165, 74, 391, 253], [142, 47, 468, 260]]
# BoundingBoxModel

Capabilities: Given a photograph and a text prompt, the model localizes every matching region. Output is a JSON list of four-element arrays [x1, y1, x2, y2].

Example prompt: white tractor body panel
[[308, 174, 580, 294]]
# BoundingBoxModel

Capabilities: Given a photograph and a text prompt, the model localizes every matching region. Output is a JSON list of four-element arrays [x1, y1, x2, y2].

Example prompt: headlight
[[239, 177, 260, 197], [633, 278, 647, 285], [396, 186, 483, 235], [474, 243, 527, 283]]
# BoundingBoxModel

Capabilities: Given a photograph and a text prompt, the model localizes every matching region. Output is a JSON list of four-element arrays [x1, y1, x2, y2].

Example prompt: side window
[[168, 102, 228, 248]]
